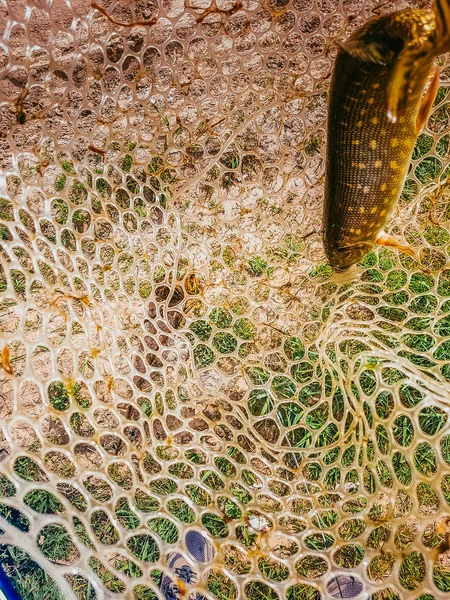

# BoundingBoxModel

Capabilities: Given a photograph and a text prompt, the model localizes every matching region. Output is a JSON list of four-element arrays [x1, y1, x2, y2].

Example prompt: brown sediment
[[193, 0, 242, 23], [91, 3, 157, 27]]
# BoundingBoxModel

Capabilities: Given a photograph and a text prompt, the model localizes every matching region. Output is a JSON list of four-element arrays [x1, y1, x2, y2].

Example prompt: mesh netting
[[1, 0, 450, 598]]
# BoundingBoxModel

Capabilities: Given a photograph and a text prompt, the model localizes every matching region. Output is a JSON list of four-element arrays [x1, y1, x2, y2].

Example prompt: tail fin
[[434, 0, 450, 53]]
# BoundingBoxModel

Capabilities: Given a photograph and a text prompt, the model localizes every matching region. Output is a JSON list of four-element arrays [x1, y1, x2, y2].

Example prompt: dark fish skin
[[323, 9, 438, 270]]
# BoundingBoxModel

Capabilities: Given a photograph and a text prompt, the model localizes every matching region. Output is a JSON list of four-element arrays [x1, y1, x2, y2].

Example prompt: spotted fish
[[323, 0, 450, 270]]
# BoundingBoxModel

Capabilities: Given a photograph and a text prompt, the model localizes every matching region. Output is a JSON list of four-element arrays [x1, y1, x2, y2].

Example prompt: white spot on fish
[[387, 111, 397, 123]]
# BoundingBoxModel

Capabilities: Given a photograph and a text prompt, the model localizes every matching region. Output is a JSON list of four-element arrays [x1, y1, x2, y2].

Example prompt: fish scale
[[323, 7, 448, 270], [327, 57, 423, 242]]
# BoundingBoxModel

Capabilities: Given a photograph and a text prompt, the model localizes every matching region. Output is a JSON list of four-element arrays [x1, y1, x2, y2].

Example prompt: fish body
[[323, 2, 450, 270]]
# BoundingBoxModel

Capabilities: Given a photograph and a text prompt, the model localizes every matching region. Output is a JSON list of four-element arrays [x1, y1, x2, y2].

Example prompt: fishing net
[[1, 0, 450, 598]]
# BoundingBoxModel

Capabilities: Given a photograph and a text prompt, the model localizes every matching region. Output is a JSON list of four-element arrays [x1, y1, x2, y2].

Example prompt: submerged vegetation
[[1, 1, 450, 599]]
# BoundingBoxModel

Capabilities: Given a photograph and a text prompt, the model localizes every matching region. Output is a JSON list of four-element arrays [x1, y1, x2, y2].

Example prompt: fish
[[323, 0, 450, 270]]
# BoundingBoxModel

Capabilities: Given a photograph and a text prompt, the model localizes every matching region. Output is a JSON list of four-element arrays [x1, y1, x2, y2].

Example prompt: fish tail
[[434, 0, 450, 53]]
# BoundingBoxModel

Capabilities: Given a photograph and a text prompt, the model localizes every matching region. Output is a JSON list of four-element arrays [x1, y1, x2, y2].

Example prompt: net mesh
[[1, 0, 450, 598]]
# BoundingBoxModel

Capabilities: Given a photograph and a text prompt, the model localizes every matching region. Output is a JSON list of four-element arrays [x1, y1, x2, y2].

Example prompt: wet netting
[[2, 0, 450, 598]]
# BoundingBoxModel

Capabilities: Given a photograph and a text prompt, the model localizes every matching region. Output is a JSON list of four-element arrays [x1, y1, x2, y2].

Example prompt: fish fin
[[386, 43, 426, 123], [416, 66, 440, 134], [434, 0, 450, 53], [336, 38, 396, 65], [375, 230, 418, 260], [332, 263, 360, 284]]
